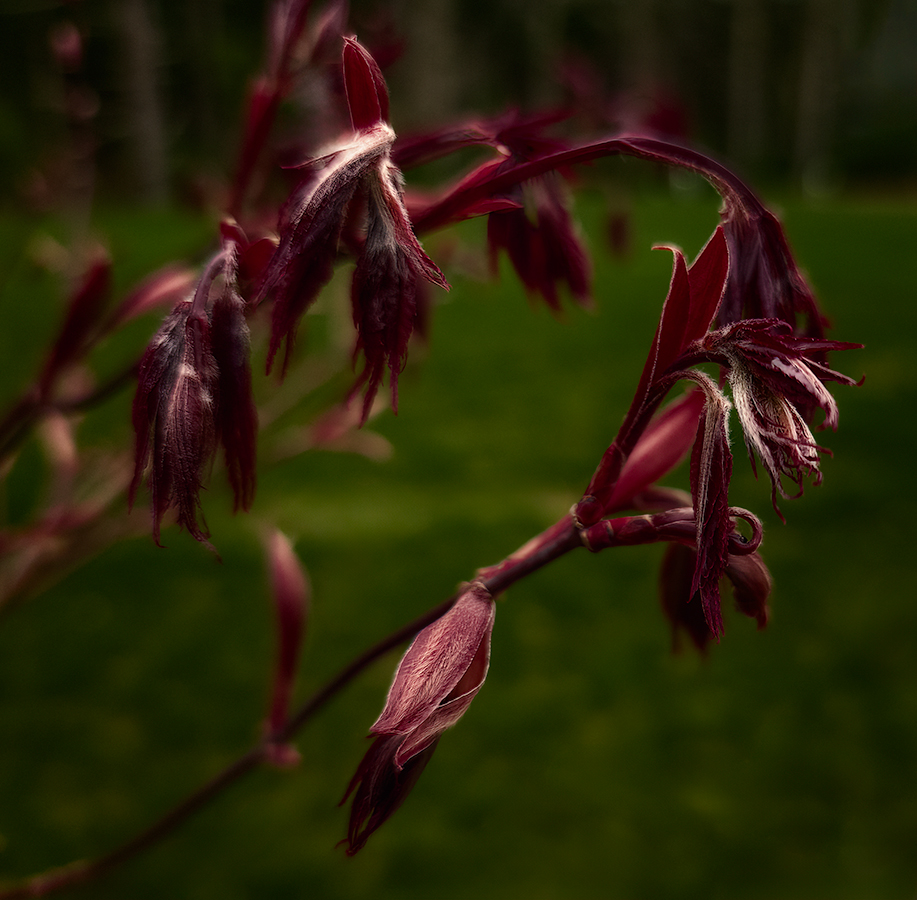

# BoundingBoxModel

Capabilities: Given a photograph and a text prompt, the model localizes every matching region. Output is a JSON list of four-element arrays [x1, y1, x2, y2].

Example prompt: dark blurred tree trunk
[[618, 0, 661, 96], [396, 0, 461, 126], [113, 0, 169, 204], [513, 0, 564, 106], [794, 0, 856, 188], [727, 0, 768, 171], [182, 0, 224, 163]]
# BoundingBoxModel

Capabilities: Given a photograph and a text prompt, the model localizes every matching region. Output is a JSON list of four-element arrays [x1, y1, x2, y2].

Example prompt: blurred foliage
[[0, 186, 914, 898]]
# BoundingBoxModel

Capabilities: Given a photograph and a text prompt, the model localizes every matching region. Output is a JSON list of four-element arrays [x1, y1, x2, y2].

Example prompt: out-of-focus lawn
[[0, 185, 914, 900]]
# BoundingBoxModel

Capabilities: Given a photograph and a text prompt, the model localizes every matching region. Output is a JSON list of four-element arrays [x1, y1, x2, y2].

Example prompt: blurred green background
[[1, 188, 914, 900], [1, 1, 916, 898]]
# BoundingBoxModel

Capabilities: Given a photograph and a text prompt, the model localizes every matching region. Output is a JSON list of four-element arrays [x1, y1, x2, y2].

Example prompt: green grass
[[0, 187, 914, 899]]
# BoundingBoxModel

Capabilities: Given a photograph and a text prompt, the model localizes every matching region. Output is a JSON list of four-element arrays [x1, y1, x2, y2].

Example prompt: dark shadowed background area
[[1, 0, 915, 201], [1, 1, 915, 898]]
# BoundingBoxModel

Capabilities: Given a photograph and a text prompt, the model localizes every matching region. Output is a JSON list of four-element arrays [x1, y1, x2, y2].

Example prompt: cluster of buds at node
[[697, 319, 861, 512], [430, 110, 593, 310], [569, 223, 860, 638], [258, 37, 448, 420], [130, 226, 258, 546], [130, 35, 457, 543]]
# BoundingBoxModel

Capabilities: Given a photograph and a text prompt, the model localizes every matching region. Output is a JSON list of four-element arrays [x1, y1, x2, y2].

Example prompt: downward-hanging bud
[[259, 37, 448, 413], [342, 583, 494, 853], [688, 375, 734, 637], [130, 297, 219, 546], [131, 231, 258, 547]]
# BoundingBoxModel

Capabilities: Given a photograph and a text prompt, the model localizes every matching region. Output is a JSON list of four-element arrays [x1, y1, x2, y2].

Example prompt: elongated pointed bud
[[263, 528, 309, 760], [350, 164, 449, 420], [689, 378, 734, 638], [39, 253, 111, 400], [371, 582, 494, 766], [342, 36, 389, 131], [211, 286, 257, 512], [340, 735, 438, 856], [108, 265, 198, 329], [130, 300, 218, 547], [341, 583, 494, 853]]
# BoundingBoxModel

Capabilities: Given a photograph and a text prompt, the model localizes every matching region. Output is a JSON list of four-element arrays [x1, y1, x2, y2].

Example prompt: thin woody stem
[[410, 133, 764, 236], [0, 361, 140, 466], [475, 515, 582, 593], [0, 512, 587, 899], [276, 596, 456, 741], [54, 361, 141, 414], [0, 598, 456, 898], [0, 749, 266, 900], [0, 391, 41, 464]]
